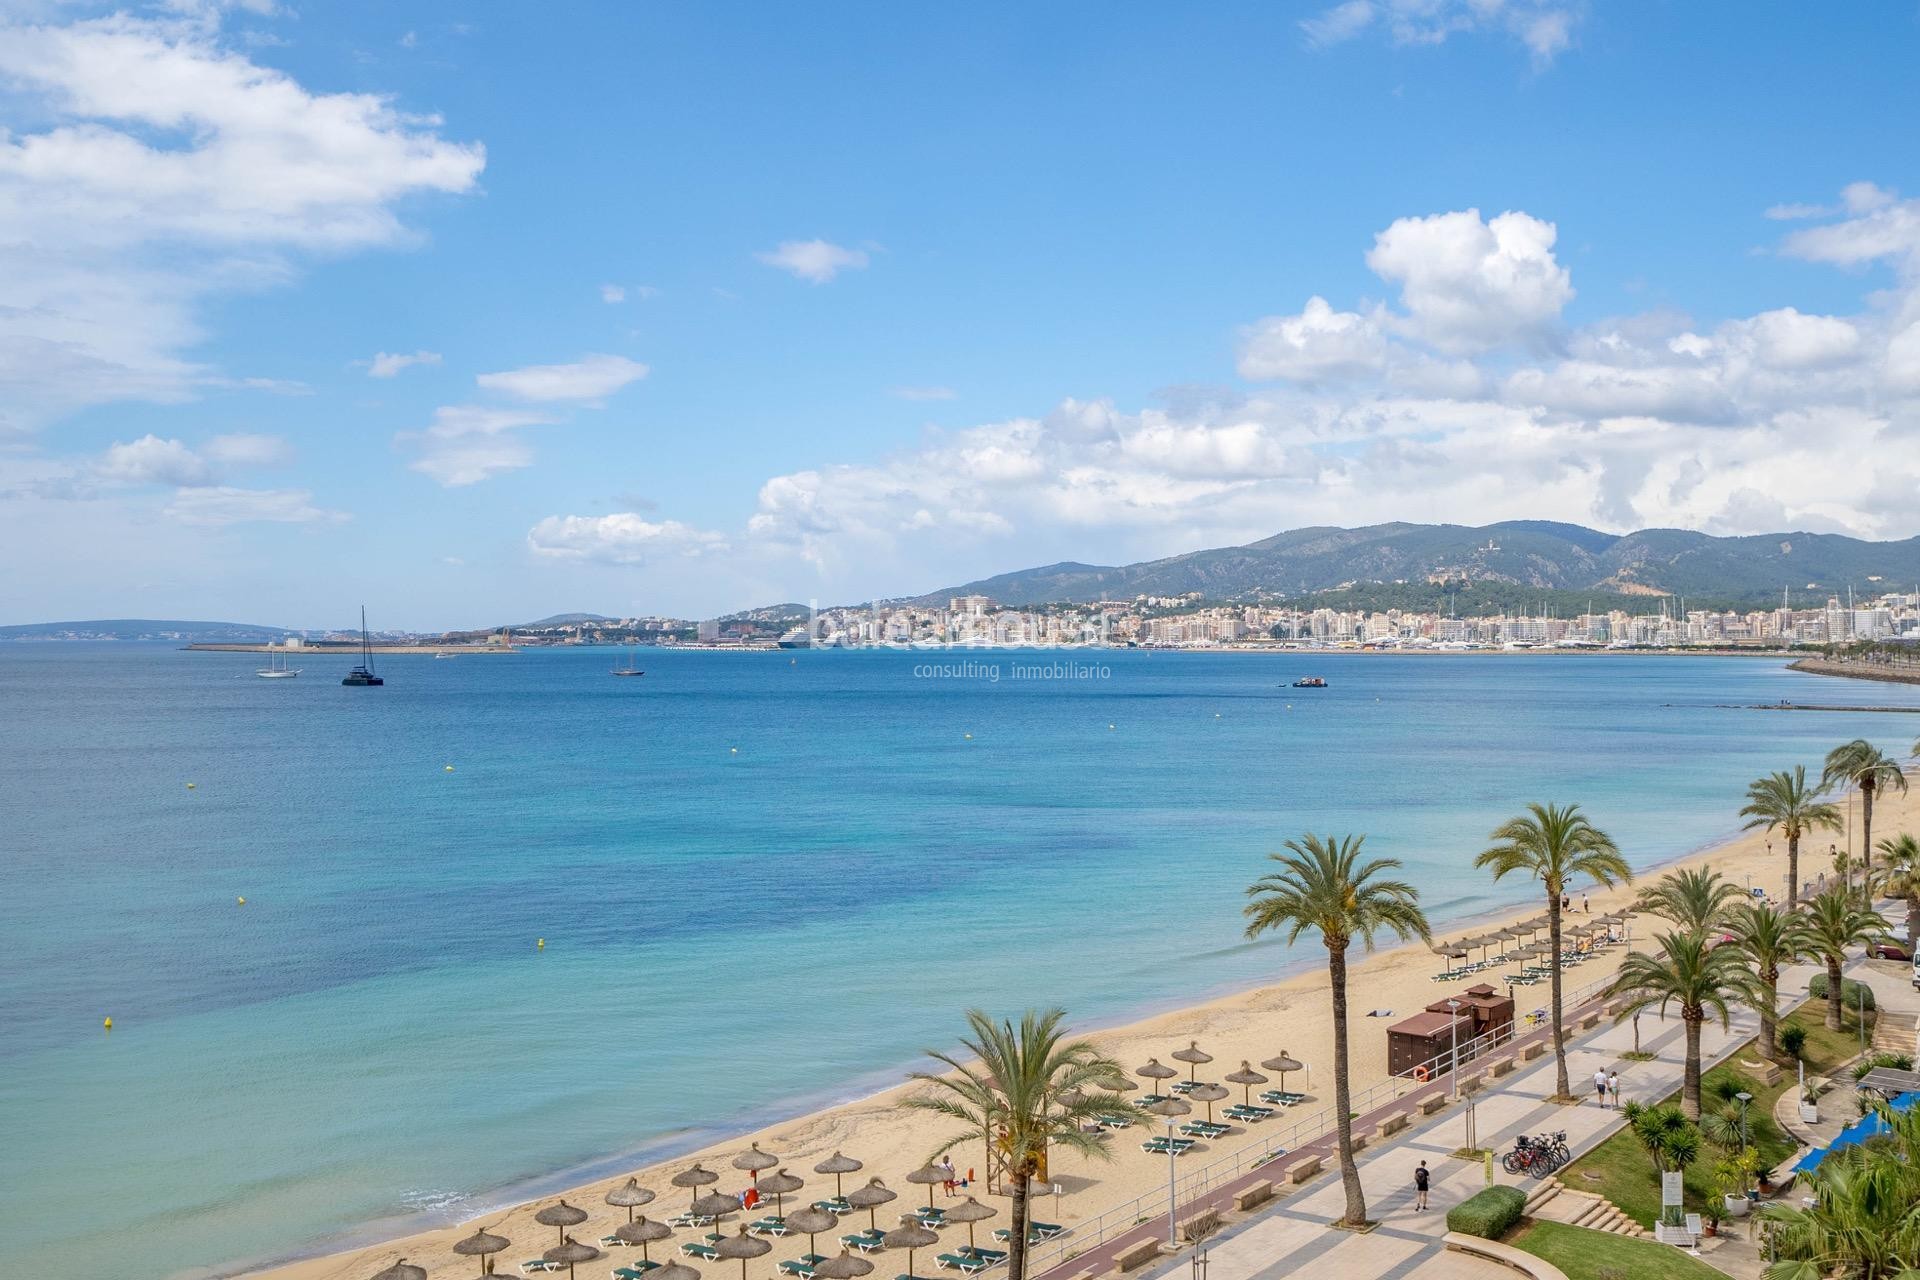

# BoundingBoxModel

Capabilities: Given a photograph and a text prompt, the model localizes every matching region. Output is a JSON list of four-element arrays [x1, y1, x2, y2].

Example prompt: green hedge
[[1808, 974, 1876, 1012], [1447, 1184, 1527, 1239]]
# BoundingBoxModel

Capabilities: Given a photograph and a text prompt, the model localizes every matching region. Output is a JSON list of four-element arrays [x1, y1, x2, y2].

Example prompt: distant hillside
[[910, 522, 1920, 608], [0, 619, 295, 642], [513, 613, 618, 628]]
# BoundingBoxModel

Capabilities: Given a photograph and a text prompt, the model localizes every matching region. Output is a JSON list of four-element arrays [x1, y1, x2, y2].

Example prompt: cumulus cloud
[[1779, 184, 1920, 270], [402, 405, 558, 487], [368, 350, 442, 378], [0, 9, 483, 429], [475, 353, 649, 403], [756, 239, 870, 284], [527, 513, 728, 564], [1237, 296, 1388, 382], [1366, 209, 1573, 353]]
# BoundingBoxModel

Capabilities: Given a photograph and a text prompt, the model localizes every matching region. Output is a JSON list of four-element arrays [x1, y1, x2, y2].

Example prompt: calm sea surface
[[4, 646, 1918, 1277]]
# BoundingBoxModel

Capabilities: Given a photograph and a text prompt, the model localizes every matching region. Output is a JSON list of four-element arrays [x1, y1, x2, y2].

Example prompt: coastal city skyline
[[3, 4, 1919, 627]]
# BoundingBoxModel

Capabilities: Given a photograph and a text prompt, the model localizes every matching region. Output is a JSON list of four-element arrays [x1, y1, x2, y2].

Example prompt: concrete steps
[[1525, 1177, 1650, 1238], [1871, 1010, 1916, 1058]]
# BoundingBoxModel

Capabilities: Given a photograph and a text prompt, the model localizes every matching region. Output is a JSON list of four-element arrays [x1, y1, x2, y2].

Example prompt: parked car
[[1870, 939, 1912, 961]]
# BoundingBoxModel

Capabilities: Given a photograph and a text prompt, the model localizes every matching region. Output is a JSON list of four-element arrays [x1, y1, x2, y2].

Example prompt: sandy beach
[[250, 776, 1918, 1280]]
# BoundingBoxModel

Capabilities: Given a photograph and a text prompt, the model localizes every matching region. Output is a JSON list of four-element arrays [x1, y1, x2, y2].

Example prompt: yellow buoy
[[444, 765, 455, 772], [186, 782, 196, 790], [237, 896, 246, 906], [103, 1016, 112, 1030], [537, 938, 545, 949]]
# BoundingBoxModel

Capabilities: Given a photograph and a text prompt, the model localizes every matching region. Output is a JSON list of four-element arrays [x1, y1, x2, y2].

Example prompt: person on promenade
[[1413, 1160, 1430, 1212], [1607, 1070, 1620, 1108], [1593, 1067, 1608, 1105]]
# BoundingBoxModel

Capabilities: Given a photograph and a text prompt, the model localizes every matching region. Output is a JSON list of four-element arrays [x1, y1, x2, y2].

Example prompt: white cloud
[[1366, 209, 1573, 354], [163, 486, 347, 526], [402, 405, 558, 487], [600, 283, 626, 304], [202, 432, 293, 466], [1301, 0, 1582, 65], [1237, 296, 1388, 382], [527, 513, 728, 564], [1300, 0, 1375, 47], [95, 434, 215, 487], [1780, 185, 1920, 270], [892, 385, 958, 402], [756, 239, 870, 284], [368, 350, 442, 378], [475, 353, 649, 403], [0, 10, 482, 429]]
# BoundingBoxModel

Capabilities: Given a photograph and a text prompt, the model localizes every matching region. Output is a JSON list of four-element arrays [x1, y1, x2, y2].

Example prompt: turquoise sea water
[[4, 646, 1919, 1278]]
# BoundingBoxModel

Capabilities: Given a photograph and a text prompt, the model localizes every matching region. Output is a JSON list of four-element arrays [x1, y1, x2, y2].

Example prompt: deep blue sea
[[4, 645, 1918, 1278]]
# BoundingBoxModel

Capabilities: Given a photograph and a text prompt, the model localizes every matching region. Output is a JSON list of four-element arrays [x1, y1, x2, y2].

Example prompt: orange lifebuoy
[[1413, 1065, 1431, 1082]]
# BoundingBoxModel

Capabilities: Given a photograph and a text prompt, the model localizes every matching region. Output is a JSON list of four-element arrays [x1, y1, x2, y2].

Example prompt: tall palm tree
[[1876, 833, 1920, 953], [1802, 886, 1889, 1031], [1245, 833, 1429, 1228], [1635, 866, 1745, 934], [903, 1009, 1128, 1280], [1740, 767, 1841, 909], [1822, 740, 1909, 898], [1723, 900, 1814, 1064], [1475, 803, 1633, 1100], [1605, 928, 1763, 1119]]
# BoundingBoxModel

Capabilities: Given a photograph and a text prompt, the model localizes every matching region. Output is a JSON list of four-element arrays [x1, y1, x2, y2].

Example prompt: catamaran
[[342, 607, 384, 687]]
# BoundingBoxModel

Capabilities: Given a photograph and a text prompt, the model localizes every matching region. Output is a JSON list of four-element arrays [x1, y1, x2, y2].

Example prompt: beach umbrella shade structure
[[1187, 1083, 1229, 1125], [1224, 1061, 1268, 1106], [784, 1204, 839, 1259], [369, 1261, 427, 1280], [814, 1151, 863, 1199], [543, 1236, 603, 1280], [1056, 1088, 1086, 1108], [1261, 1052, 1305, 1095], [614, 1216, 672, 1264], [715, 1225, 772, 1280], [904, 1163, 947, 1211], [846, 1177, 897, 1231], [651, 1265, 701, 1280], [882, 1215, 940, 1279], [607, 1178, 656, 1223], [535, 1200, 590, 1246], [672, 1164, 720, 1210], [941, 1197, 996, 1252], [693, 1189, 743, 1229], [1093, 1074, 1138, 1093], [733, 1143, 780, 1185], [1134, 1058, 1178, 1097], [757, 1168, 805, 1218], [452, 1227, 510, 1276], [814, 1249, 875, 1280], [1170, 1040, 1213, 1083]]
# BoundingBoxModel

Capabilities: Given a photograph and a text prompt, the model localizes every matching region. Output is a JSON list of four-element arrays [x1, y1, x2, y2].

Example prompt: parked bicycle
[[1503, 1131, 1568, 1178]]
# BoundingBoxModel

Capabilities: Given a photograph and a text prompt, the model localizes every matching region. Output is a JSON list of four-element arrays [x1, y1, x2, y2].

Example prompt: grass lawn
[[1508, 1220, 1727, 1280], [1555, 1001, 1869, 1229]]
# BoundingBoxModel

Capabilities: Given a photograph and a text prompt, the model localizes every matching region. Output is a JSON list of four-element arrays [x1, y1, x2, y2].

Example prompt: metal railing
[[1008, 965, 1623, 1279]]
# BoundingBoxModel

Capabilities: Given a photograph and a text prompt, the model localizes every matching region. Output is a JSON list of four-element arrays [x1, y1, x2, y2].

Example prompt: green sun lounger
[[779, 1255, 828, 1277], [1224, 1104, 1274, 1122], [519, 1260, 561, 1275], [936, 1255, 989, 1275], [961, 1246, 1008, 1263], [993, 1222, 1064, 1244], [616, 1265, 663, 1280], [843, 1231, 887, 1253], [681, 1242, 721, 1262], [1179, 1120, 1229, 1139], [750, 1216, 791, 1236], [812, 1198, 852, 1215]]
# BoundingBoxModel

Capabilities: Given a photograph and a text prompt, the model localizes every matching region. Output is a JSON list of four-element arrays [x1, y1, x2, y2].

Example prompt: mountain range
[[904, 521, 1920, 610]]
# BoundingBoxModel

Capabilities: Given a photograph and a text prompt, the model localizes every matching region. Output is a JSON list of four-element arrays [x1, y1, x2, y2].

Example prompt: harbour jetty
[[185, 642, 519, 655], [1788, 655, 1920, 686]]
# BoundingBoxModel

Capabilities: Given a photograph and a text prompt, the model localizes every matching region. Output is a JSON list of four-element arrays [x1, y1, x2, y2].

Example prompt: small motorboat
[[1291, 676, 1328, 688]]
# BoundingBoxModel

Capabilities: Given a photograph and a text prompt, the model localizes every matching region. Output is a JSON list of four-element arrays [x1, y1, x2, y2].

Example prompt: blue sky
[[3, 1, 1919, 628]]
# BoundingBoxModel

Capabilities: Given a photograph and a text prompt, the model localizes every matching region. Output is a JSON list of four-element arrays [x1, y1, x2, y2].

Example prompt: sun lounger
[[912, 1207, 948, 1227], [812, 1198, 852, 1215], [519, 1260, 561, 1275], [1224, 1104, 1274, 1122], [1258, 1090, 1306, 1106], [779, 1255, 828, 1277], [1170, 1079, 1217, 1095], [1179, 1120, 1230, 1139], [667, 1213, 718, 1229], [961, 1246, 1009, 1263], [1141, 1136, 1197, 1156], [1094, 1112, 1135, 1129], [616, 1265, 663, 1280], [993, 1223, 1064, 1244], [750, 1216, 792, 1236], [843, 1231, 887, 1253], [936, 1254, 989, 1275], [681, 1242, 721, 1262]]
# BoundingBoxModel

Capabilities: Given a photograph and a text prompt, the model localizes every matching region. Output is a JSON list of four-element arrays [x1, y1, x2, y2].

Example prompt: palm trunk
[[1548, 892, 1569, 1099], [1786, 832, 1800, 910], [1327, 941, 1367, 1226], [1860, 784, 1876, 904], [1907, 892, 1918, 954], [1825, 954, 1844, 1031], [1007, 1172, 1029, 1280], [1681, 1012, 1703, 1121], [1758, 963, 1782, 1064]]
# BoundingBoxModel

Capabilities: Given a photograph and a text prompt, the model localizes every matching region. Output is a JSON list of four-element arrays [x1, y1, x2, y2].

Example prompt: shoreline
[[1788, 655, 1920, 687], [240, 771, 1919, 1280]]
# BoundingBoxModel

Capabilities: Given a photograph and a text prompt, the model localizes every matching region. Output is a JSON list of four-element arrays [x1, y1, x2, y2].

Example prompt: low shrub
[[1808, 974, 1875, 1012], [1852, 1051, 1914, 1081], [1778, 1024, 1808, 1060], [1447, 1184, 1527, 1239]]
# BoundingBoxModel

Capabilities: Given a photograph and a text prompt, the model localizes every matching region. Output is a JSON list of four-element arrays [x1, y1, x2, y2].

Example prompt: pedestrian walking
[[1607, 1070, 1620, 1109], [1413, 1160, 1430, 1212], [1593, 1068, 1608, 1106]]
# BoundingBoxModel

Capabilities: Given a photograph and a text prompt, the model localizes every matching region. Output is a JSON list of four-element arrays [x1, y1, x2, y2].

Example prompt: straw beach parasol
[[904, 1163, 948, 1211], [733, 1143, 780, 1184], [1187, 1083, 1229, 1125], [1261, 1051, 1304, 1094], [883, 1214, 940, 1279], [1170, 1041, 1213, 1083], [535, 1200, 589, 1245], [614, 1216, 672, 1264], [607, 1178, 656, 1222], [715, 1225, 772, 1280], [758, 1168, 805, 1217], [452, 1227, 510, 1276], [814, 1151, 863, 1199], [1224, 1061, 1267, 1106], [941, 1197, 996, 1252], [784, 1204, 839, 1259], [671, 1164, 720, 1210], [815, 1248, 876, 1280], [846, 1177, 897, 1231], [369, 1261, 426, 1280], [1134, 1058, 1177, 1096], [693, 1188, 742, 1227], [543, 1236, 603, 1280], [1142, 1096, 1190, 1121], [1094, 1074, 1138, 1093], [651, 1263, 701, 1280]]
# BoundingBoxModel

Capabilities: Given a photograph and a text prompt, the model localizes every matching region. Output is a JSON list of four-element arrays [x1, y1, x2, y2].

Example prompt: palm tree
[[1635, 866, 1745, 934], [1245, 833, 1429, 1228], [1723, 900, 1814, 1065], [1802, 886, 1889, 1031], [1621, 1101, 1702, 1178], [1476, 803, 1633, 1100], [1606, 928, 1763, 1119], [1822, 740, 1909, 898], [902, 1009, 1128, 1280], [1740, 767, 1840, 909], [1876, 833, 1920, 953], [1760, 1101, 1920, 1280]]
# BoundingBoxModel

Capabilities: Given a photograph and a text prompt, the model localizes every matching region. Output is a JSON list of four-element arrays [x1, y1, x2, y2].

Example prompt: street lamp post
[[1448, 999, 1464, 1101]]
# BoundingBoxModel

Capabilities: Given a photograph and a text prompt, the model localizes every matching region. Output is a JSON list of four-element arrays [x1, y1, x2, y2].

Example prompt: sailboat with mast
[[256, 647, 301, 679], [611, 646, 644, 677], [342, 607, 384, 687]]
